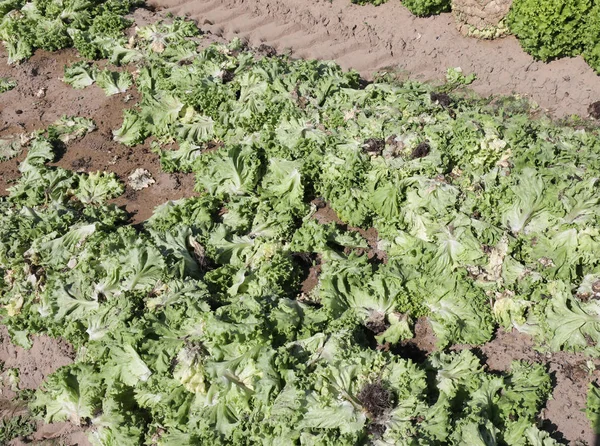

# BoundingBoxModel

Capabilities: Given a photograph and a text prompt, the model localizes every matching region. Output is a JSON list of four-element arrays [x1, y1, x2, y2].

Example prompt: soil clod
[[411, 141, 431, 159], [256, 44, 277, 57], [430, 92, 452, 107], [363, 138, 385, 155], [589, 101, 600, 120]]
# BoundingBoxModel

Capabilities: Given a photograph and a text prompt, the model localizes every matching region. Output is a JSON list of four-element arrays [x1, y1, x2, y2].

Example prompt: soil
[[300, 258, 321, 295], [0, 326, 75, 392], [0, 2, 599, 445]]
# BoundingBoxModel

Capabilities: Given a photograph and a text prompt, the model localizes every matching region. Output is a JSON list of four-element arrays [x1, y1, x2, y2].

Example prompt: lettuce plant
[[507, 0, 593, 61], [402, 0, 451, 16]]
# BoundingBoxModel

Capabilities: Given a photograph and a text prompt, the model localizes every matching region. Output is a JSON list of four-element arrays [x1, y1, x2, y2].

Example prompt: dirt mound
[[150, 0, 600, 119], [452, 0, 512, 38]]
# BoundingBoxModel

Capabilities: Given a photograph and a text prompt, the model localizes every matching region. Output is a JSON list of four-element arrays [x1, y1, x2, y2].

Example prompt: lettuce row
[[0, 0, 141, 64]]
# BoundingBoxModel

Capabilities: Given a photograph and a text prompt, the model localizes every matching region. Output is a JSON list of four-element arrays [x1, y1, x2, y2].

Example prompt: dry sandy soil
[[0, 2, 600, 445]]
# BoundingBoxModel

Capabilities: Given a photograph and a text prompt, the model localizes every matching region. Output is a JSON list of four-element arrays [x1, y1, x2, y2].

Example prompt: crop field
[[1, 1, 600, 445]]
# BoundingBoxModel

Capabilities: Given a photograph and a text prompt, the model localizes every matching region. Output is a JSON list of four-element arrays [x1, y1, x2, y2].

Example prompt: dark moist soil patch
[[430, 92, 452, 107], [589, 101, 600, 120], [365, 311, 389, 335], [411, 141, 431, 159]]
